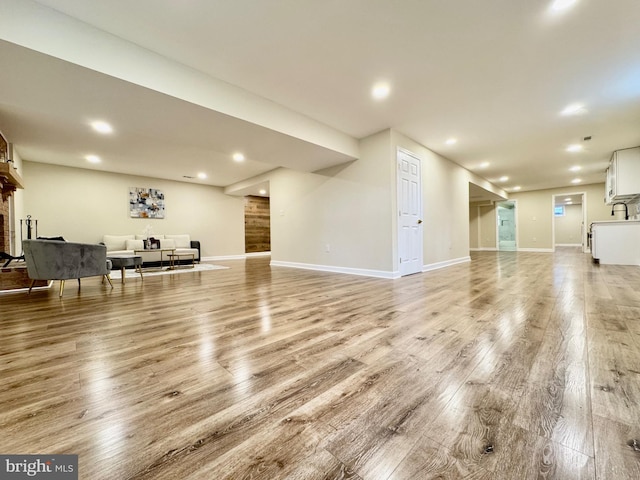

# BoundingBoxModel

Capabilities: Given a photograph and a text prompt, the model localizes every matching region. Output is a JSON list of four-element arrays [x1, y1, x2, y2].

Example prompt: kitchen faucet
[[611, 202, 629, 220]]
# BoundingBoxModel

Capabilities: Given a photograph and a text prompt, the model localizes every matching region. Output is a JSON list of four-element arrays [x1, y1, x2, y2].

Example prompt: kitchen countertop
[[591, 219, 640, 225]]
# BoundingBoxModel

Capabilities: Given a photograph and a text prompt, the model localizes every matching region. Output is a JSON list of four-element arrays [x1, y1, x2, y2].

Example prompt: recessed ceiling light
[[566, 144, 583, 152], [571, 178, 582, 184], [569, 165, 581, 171], [233, 152, 245, 162], [550, 0, 578, 12], [371, 82, 391, 100], [479, 161, 490, 169], [197, 172, 207, 179], [566, 201, 573, 205], [85, 154, 101, 163], [560, 103, 586, 116], [512, 186, 522, 191], [499, 176, 509, 182], [445, 138, 458, 145], [259, 189, 267, 195], [90, 121, 113, 134], [564, 197, 572, 201]]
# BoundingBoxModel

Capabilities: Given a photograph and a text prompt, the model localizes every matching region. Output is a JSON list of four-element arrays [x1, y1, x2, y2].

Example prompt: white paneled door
[[397, 149, 423, 276]]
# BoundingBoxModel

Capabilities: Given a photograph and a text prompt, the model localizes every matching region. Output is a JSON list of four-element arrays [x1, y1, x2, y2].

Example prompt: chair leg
[[104, 274, 114, 288], [59, 280, 65, 297], [28, 279, 36, 294]]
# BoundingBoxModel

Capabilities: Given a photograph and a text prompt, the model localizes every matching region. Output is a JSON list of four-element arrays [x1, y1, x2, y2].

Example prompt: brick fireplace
[[0, 161, 39, 291], [0, 197, 7, 253]]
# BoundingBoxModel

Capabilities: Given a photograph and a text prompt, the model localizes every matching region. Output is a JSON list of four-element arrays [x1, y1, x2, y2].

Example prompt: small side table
[[108, 255, 143, 284], [167, 253, 195, 270]]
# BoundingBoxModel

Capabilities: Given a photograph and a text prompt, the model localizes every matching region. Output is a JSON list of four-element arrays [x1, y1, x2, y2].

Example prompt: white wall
[[269, 129, 394, 274], [554, 203, 583, 245], [469, 204, 480, 249], [21, 161, 245, 258], [479, 205, 497, 249]]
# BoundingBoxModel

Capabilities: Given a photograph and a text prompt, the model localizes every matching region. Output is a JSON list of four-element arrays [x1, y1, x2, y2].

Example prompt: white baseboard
[[0, 280, 52, 295], [270, 260, 396, 279], [203, 252, 271, 262], [517, 248, 554, 253], [470, 247, 498, 252], [555, 244, 582, 247], [423, 256, 471, 272], [202, 255, 246, 261]]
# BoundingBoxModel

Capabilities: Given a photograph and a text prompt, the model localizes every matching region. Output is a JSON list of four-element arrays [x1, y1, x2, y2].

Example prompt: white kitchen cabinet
[[591, 220, 640, 265], [605, 146, 640, 204]]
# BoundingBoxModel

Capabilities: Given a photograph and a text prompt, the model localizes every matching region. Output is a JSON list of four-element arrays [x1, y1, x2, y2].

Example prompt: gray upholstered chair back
[[23, 240, 109, 280], [22, 240, 113, 297]]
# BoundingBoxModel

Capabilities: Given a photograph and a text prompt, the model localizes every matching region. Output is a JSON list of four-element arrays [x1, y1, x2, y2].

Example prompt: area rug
[[109, 263, 228, 280]]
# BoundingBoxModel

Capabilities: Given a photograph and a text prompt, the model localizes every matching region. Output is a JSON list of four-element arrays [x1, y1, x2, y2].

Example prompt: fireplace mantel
[[0, 162, 24, 201]]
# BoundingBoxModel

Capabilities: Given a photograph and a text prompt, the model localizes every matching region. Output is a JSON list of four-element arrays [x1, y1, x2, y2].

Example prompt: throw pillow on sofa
[[125, 239, 145, 251], [160, 238, 176, 249], [164, 234, 191, 248], [104, 234, 135, 251]]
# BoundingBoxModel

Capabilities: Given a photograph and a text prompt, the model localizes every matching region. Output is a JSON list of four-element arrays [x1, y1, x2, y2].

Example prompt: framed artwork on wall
[[129, 187, 165, 218]]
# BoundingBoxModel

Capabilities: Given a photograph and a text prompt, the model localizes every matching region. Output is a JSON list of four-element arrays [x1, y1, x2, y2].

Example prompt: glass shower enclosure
[[497, 201, 516, 251]]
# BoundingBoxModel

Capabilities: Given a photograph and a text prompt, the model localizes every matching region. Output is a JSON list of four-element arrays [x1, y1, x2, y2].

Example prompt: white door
[[397, 150, 423, 276]]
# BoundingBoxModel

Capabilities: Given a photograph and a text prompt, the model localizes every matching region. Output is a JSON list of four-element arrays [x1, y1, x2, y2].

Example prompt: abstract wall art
[[129, 187, 165, 219]]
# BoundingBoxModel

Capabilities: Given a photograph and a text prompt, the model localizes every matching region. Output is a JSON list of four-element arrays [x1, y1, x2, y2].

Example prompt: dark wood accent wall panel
[[244, 195, 270, 253]]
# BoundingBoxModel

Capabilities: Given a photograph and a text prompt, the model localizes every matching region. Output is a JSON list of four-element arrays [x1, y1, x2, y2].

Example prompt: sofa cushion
[[160, 238, 176, 249], [125, 239, 145, 251], [164, 234, 191, 248], [104, 235, 135, 251]]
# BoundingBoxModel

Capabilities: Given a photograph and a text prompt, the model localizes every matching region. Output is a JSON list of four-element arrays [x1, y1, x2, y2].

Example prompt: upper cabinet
[[605, 146, 640, 204]]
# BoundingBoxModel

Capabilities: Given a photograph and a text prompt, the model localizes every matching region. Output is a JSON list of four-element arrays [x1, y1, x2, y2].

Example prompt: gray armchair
[[23, 239, 114, 297]]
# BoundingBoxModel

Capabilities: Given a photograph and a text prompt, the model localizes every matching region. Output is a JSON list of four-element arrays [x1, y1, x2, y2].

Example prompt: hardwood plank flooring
[[1, 249, 640, 479]]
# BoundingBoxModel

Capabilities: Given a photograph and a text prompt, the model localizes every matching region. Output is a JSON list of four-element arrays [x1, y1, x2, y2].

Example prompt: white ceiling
[[1, 0, 640, 196]]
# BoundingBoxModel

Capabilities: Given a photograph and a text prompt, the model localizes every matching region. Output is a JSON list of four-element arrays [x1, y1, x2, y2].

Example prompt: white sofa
[[103, 234, 200, 265]]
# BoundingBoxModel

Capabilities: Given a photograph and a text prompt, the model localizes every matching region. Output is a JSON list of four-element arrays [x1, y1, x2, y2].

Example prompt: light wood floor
[[1, 249, 640, 479]]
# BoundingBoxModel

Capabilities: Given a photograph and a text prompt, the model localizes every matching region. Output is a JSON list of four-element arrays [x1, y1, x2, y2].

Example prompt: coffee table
[[134, 248, 175, 271]]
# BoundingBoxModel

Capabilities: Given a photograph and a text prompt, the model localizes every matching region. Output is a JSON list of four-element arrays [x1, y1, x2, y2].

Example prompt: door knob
[[417, 219, 423, 224]]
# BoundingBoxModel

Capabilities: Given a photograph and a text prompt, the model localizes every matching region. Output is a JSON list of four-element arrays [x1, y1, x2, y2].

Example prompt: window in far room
[[554, 205, 565, 216]]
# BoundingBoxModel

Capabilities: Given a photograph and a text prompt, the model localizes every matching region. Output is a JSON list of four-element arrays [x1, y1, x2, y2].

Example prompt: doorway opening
[[552, 192, 587, 253], [497, 200, 517, 251]]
